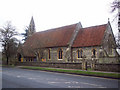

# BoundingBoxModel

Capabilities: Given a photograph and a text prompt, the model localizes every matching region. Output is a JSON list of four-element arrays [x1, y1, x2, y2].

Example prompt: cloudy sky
[[0, 0, 118, 39]]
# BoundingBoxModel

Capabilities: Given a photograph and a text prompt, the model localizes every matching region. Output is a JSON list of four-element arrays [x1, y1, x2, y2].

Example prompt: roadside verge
[[18, 66, 120, 79]]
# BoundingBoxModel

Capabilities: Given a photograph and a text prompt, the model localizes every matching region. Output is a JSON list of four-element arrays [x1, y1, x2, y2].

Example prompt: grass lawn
[[20, 66, 120, 79], [2, 64, 15, 67]]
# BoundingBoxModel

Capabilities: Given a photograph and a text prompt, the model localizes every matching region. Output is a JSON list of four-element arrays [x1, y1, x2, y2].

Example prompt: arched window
[[92, 49, 96, 57], [48, 49, 51, 59], [77, 49, 83, 58], [58, 48, 63, 59]]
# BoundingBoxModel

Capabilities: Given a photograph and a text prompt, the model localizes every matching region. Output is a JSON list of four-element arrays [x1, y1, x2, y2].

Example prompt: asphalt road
[[2, 67, 119, 88]]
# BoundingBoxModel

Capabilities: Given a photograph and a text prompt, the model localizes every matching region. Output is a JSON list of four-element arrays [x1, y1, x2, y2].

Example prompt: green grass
[[20, 66, 120, 79], [2, 64, 15, 67]]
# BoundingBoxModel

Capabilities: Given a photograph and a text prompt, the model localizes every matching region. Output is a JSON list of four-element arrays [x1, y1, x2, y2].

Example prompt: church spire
[[28, 16, 36, 37]]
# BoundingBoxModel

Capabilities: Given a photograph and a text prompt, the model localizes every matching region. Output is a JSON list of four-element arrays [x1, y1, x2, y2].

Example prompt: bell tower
[[28, 16, 36, 37]]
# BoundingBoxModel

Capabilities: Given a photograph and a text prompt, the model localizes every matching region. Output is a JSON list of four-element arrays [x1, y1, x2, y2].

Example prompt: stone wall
[[95, 63, 120, 72], [45, 47, 67, 62], [98, 57, 120, 63], [102, 22, 118, 57], [43, 46, 101, 63], [72, 46, 100, 60], [16, 62, 82, 69], [16, 60, 120, 72], [23, 45, 119, 64]]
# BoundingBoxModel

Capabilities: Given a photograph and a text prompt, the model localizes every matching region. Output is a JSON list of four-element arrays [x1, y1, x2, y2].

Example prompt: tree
[[111, 0, 120, 50], [111, 0, 120, 13], [8, 38, 18, 57], [21, 26, 29, 41], [0, 21, 18, 65], [111, 0, 120, 21]]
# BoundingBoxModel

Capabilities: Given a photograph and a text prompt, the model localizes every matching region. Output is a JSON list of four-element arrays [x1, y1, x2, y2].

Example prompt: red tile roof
[[72, 24, 107, 47], [26, 24, 76, 47], [22, 24, 77, 57]]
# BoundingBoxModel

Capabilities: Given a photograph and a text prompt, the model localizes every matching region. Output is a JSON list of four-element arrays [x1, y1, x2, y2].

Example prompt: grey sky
[[0, 0, 118, 40]]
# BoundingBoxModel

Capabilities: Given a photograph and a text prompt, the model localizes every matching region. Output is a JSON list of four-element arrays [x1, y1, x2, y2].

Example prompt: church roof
[[25, 23, 77, 47], [72, 24, 107, 47], [21, 24, 77, 56], [21, 23, 107, 57]]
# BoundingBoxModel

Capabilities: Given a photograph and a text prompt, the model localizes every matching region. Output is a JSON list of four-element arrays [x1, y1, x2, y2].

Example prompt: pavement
[[2, 67, 119, 88]]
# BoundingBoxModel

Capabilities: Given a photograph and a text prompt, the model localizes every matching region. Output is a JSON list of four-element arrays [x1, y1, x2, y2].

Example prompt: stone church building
[[18, 17, 119, 63]]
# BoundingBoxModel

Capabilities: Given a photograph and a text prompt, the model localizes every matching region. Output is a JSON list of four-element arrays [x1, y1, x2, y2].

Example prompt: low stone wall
[[95, 63, 120, 72], [16, 61, 120, 72], [15, 62, 82, 69], [98, 57, 119, 64]]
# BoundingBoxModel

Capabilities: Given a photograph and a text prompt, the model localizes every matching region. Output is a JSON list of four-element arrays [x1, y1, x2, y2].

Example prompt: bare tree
[[0, 21, 18, 65], [111, 0, 120, 21], [111, 0, 120, 50], [111, 0, 120, 13]]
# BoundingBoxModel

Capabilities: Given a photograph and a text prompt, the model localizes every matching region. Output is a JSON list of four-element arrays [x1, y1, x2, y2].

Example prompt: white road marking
[[68, 86, 71, 88], [72, 81, 79, 84], [68, 86, 81, 88], [17, 76, 21, 78], [99, 86, 107, 88], [79, 82, 106, 88], [48, 80, 105, 88], [28, 78, 36, 80], [82, 82, 101, 86], [12, 73, 107, 88], [65, 82, 71, 84], [48, 81, 60, 84]]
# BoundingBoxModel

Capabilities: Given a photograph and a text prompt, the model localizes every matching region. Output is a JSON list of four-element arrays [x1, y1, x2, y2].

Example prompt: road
[[2, 67, 119, 88]]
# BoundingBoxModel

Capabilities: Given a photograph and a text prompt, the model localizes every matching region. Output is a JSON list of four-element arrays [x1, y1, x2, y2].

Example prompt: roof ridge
[[82, 24, 107, 29], [36, 23, 77, 33]]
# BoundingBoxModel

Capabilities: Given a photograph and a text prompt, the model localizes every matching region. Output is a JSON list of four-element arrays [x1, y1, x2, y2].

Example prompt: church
[[18, 17, 119, 63]]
